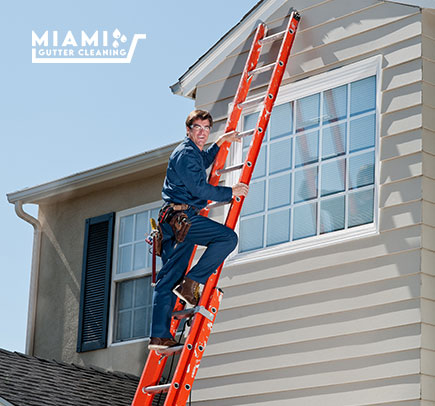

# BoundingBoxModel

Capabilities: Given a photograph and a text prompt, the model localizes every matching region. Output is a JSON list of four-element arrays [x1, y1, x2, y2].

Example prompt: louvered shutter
[[77, 213, 114, 352]]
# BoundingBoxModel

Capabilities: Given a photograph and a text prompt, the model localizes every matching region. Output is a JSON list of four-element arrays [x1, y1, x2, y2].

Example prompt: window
[[236, 57, 379, 254], [109, 203, 162, 343]]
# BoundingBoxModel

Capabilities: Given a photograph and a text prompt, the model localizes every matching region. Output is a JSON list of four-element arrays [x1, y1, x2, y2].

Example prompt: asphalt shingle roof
[[0, 348, 140, 406]]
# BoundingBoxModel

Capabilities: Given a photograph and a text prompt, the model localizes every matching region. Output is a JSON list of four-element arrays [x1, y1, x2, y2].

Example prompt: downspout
[[14, 200, 41, 356]]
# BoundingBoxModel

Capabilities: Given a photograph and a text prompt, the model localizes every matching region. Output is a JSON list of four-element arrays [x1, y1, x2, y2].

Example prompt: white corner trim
[[172, 0, 289, 98]]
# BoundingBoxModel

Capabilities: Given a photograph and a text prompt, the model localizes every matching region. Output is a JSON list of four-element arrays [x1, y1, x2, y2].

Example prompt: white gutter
[[14, 201, 41, 356]]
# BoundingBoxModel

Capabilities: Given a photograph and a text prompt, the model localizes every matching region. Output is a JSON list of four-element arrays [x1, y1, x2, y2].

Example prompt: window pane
[[133, 241, 147, 271], [135, 212, 148, 242], [293, 203, 317, 240], [295, 131, 319, 167], [243, 111, 260, 148], [348, 188, 374, 227], [135, 276, 151, 307], [133, 308, 148, 338], [267, 209, 290, 246], [294, 166, 318, 203], [116, 311, 131, 341], [239, 216, 264, 252], [119, 215, 134, 244], [350, 76, 376, 116], [349, 151, 375, 189], [241, 180, 265, 216], [320, 195, 345, 234], [118, 245, 132, 274], [268, 173, 291, 209], [322, 123, 346, 160], [296, 93, 320, 132], [269, 138, 291, 174], [323, 85, 347, 124], [118, 279, 133, 310], [243, 145, 267, 179], [321, 158, 345, 196], [350, 114, 375, 153], [270, 102, 293, 139]]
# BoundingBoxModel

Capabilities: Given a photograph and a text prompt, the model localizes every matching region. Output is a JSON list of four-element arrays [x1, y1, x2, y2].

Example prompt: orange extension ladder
[[132, 9, 301, 406]]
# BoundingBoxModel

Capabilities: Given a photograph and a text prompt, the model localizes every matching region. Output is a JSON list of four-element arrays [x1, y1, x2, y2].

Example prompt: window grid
[[115, 276, 153, 342], [111, 203, 162, 344], [240, 76, 376, 252]]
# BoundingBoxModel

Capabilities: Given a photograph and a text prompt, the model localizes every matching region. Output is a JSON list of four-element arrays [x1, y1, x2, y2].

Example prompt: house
[[6, 0, 435, 404]]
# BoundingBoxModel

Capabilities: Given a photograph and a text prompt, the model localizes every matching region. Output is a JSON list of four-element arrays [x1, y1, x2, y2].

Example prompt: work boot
[[173, 277, 200, 306], [148, 336, 178, 351]]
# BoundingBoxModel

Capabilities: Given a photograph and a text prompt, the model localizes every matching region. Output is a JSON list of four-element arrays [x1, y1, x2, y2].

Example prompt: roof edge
[[7, 142, 177, 205], [170, 0, 290, 98]]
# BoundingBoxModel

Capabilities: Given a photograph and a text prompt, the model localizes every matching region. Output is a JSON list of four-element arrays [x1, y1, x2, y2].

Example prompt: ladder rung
[[260, 30, 286, 45], [143, 383, 171, 394], [156, 345, 184, 356], [239, 95, 264, 109], [173, 305, 214, 321], [206, 200, 232, 210], [237, 128, 256, 139], [217, 163, 244, 175], [248, 62, 276, 77]]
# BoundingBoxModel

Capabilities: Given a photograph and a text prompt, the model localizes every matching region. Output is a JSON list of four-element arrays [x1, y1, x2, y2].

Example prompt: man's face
[[187, 118, 211, 151]]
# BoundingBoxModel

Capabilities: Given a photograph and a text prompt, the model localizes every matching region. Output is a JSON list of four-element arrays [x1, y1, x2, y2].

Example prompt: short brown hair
[[185, 110, 213, 128]]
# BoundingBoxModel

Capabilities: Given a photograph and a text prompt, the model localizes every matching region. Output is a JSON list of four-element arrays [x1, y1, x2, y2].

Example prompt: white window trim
[[223, 55, 382, 265], [108, 200, 163, 347]]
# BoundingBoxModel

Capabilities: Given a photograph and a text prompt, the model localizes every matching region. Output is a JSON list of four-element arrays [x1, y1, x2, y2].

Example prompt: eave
[[6, 142, 177, 205]]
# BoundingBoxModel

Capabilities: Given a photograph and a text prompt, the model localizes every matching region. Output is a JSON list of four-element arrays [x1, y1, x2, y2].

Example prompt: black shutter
[[77, 213, 114, 352]]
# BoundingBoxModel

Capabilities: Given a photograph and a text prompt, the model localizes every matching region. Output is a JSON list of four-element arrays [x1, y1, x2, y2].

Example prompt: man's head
[[185, 110, 213, 151]]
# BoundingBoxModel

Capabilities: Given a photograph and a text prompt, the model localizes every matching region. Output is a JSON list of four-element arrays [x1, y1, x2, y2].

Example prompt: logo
[[32, 29, 146, 63]]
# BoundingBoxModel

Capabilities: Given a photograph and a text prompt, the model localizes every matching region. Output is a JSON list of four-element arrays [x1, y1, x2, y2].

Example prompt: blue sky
[[0, 0, 257, 353]]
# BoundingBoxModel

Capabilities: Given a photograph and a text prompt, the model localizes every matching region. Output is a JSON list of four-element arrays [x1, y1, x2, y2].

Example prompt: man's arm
[[177, 152, 233, 202], [202, 131, 241, 169]]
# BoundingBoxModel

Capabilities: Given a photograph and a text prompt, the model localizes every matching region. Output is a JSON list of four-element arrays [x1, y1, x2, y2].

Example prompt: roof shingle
[[0, 349, 140, 406]]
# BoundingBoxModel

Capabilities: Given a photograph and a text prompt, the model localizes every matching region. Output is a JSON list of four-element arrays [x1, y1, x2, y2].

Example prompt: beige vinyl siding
[[196, 1, 421, 120], [421, 9, 435, 403], [188, 0, 427, 404]]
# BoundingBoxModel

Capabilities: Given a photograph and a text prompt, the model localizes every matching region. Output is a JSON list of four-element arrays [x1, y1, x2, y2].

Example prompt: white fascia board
[[384, 0, 434, 8], [6, 142, 176, 205], [171, 0, 288, 98]]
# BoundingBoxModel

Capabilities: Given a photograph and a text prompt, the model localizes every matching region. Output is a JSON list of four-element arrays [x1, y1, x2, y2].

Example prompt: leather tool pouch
[[158, 205, 192, 244], [169, 211, 191, 243]]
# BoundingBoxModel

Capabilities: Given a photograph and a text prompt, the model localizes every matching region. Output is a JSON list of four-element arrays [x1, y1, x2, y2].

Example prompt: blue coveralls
[[150, 137, 238, 339]]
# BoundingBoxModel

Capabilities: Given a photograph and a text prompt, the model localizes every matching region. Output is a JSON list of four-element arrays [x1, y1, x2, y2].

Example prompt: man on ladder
[[148, 109, 249, 350]]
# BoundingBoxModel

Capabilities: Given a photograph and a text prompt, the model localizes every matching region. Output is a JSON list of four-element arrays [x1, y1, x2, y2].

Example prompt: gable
[[170, 0, 429, 100]]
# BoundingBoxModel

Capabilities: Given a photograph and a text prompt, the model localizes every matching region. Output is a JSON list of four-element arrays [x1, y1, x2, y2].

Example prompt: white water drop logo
[[112, 28, 126, 49], [113, 28, 121, 39]]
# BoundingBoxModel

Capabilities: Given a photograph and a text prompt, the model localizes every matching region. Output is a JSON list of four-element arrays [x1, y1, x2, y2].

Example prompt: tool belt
[[158, 203, 192, 244]]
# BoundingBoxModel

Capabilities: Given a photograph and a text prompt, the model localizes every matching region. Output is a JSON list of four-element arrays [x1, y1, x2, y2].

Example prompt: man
[[149, 110, 249, 350]]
